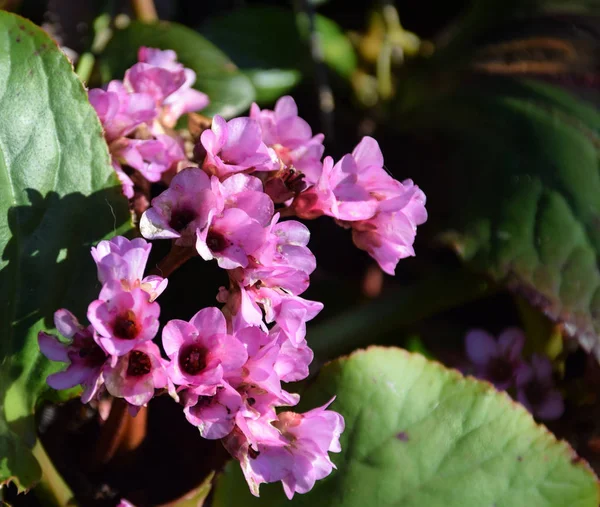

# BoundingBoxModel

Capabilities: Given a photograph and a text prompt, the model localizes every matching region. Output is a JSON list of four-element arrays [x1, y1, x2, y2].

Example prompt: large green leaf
[[0, 12, 131, 491], [100, 20, 255, 118], [213, 347, 599, 506], [200, 6, 357, 90], [398, 77, 600, 358]]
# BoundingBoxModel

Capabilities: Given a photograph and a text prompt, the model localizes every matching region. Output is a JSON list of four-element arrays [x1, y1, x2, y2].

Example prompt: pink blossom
[[183, 383, 242, 439], [140, 167, 217, 246], [516, 354, 564, 421], [270, 325, 313, 383], [212, 174, 274, 227], [162, 307, 247, 396], [225, 398, 344, 498], [114, 134, 186, 182], [112, 160, 135, 199], [38, 309, 107, 403], [293, 156, 337, 219], [89, 81, 156, 142], [137, 47, 209, 128], [87, 282, 160, 357], [91, 236, 167, 301], [103, 341, 167, 408], [350, 178, 427, 275], [465, 327, 525, 390], [250, 96, 324, 185], [253, 215, 315, 271], [196, 208, 266, 270], [199, 115, 277, 178]]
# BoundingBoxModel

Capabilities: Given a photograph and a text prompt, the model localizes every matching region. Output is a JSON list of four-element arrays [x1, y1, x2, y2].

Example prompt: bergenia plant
[[38, 48, 427, 499], [5, 4, 599, 506]]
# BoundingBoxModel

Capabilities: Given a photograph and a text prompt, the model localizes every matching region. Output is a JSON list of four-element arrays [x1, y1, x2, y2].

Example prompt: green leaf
[[100, 20, 255, 118], [213, 347, 599, 507], [0, 12, 131, 491], [200, 6, 357, 90], [244, 69, 302, 105], [400, 77, 600, 358], [166, 472, 214, 507]]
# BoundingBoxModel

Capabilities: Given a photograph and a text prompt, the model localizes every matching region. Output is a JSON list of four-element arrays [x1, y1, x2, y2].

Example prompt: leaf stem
[[131, 0, 158, 23], [31, 439, 75, 507]]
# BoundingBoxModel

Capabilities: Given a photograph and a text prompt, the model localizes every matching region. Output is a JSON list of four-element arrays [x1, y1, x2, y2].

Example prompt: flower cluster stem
[[32, 439, 75, 507], [131, 0, 158, 22]]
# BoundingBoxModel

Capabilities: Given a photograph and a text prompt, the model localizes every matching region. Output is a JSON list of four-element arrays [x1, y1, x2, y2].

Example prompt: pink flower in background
[[89, 81, 156, 142], [91, 236, 167, 301], [250, 96, 324, 185], [140, 167, 217, 246], [516, 354, 564, 421], [38, 310, 107, 403], [88, 282, 161, 357], [162, 307, 247, 396], [103, 341, 167, 408], [200, 115, 277, 178], [115, 134, 186, 182], [137, 47, 209, 127], [465, 327, 525, 390]]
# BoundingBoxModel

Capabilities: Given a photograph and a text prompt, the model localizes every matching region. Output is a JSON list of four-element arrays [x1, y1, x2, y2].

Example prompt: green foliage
[[213, 347, 599, 507], [401, 76, 600, 358], [0, 11, 131, 492], [200, 5, 357, 104]]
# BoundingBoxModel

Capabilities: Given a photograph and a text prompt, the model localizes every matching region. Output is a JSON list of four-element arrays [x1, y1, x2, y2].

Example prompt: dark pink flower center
[[488, 356, 513, 384], [206, 230, 230, 252], [127, 350, 152, 377], [169, 206, 197, 232], [179, 345, 208, 375], [78, 341, 107, 367], [524, 381, 546, 407], [114, 310, 140, 340]]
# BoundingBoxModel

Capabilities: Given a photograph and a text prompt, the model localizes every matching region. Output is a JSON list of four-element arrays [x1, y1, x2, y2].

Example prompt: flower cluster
[[465, 328, 564, 421], [89, 47, 209, 198], [40, 48, 427, 498]]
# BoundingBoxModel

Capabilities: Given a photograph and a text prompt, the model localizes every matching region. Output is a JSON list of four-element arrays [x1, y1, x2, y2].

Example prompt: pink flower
[[91, 236, 167, 301], [162, 307, 247, 396], [254, 216, 316, 273], [38, 309, 107, 403], [250, 96, 324, 185], [125, 62, 186, 108], [195, 174, 273, 269], [225, 398, 344, 499], [212, 174, 275, 228], [114, 134, 186, 182], [112, 160, 135, 199], [350, 178, 427, 275], [465, 327, 525, 390], [183, 383, 242, 439], [516, 354, 564, 421], [89, 81, 156, 142], [199, 116, 277, 178], [140, 167, 217, 246], [87, 282, 161, 357], [270, 325, 313, 383], [103, 341, 167, 408], [137, 47, 209, 128], [196, 208, 266, 270]]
